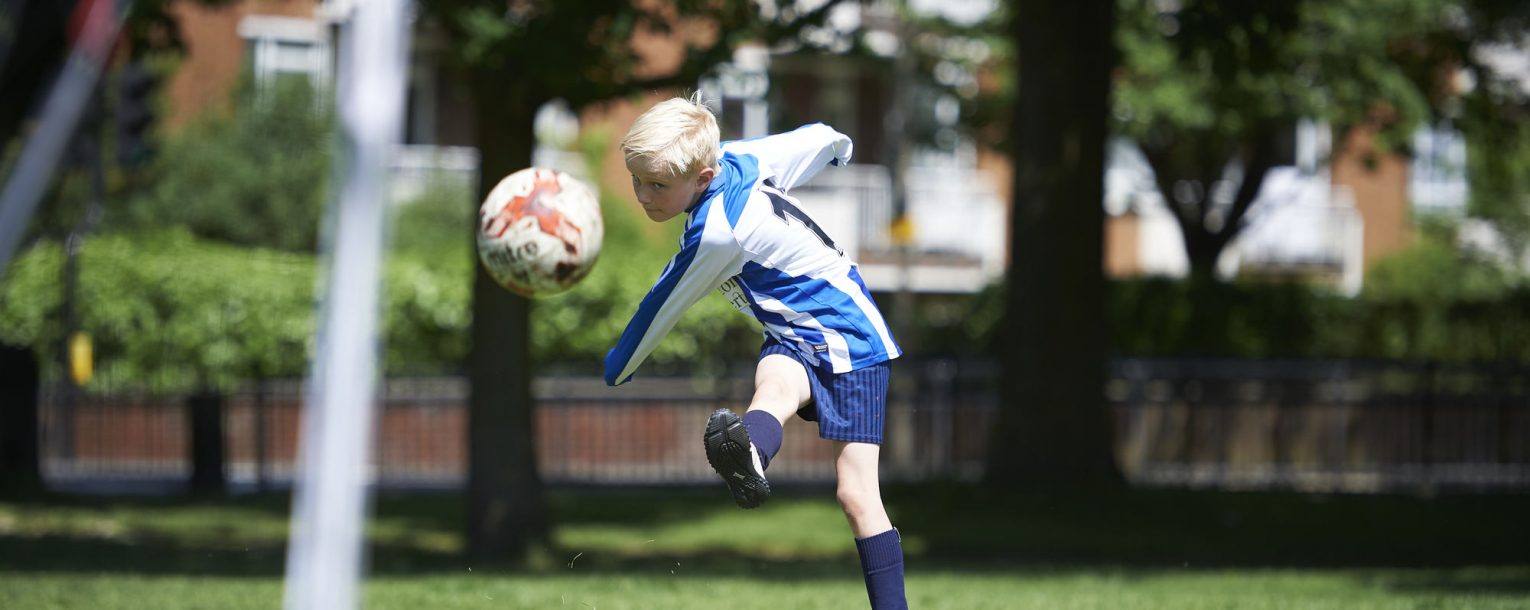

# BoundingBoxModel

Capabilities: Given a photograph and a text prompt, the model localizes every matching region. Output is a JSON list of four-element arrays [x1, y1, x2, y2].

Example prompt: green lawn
[[2, 487, 1528, 609]]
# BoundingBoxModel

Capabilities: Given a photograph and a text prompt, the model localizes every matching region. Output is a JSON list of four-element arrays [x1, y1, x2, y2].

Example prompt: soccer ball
[[476, 167, 604, 297]]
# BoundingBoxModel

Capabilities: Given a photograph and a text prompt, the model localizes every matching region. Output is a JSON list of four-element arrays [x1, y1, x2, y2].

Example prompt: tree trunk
[[0, 343, 43, 496], [1146, 127, 1281, 282], [988, 0, 1120, 488], [1185, 235, 1225, 282], [1146, 129, 1281, 352], [465, 78, 548, 562], [188, 390, 226, 495]]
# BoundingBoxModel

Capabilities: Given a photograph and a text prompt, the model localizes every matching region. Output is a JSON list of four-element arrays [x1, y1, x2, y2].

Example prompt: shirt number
[[762, 184, 841, 254]]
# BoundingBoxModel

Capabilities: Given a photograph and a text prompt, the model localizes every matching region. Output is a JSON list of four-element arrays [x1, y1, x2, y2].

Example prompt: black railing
[[34, 358, 1530, 492], [1109, 359, 1530, 491]]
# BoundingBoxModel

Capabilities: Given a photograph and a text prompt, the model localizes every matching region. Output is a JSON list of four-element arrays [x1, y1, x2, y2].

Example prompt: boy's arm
[[722, 123, 852, 191], [603, 213, 744, 386]]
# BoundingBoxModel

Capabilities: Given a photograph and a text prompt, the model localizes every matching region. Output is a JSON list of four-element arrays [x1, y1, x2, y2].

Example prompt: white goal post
[[281, 1, 412, 608]]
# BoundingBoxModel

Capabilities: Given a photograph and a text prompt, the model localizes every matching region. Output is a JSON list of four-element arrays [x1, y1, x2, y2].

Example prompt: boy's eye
[[630, 175, 664, 190]]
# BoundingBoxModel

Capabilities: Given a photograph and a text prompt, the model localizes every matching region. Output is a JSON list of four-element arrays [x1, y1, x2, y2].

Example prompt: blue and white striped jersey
[[603, 123, 901, 386]]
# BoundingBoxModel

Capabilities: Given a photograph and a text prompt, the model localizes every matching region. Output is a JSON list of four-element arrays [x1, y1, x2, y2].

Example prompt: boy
[[604, 95, 907, 610]]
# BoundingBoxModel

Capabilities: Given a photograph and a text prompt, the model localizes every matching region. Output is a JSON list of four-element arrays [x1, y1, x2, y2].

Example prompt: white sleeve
[[603, 205, 745, 386], [722, 123, 853, 191]]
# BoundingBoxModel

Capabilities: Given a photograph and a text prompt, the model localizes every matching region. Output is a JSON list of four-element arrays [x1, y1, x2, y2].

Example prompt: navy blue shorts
[[758, 336, 891, 445]]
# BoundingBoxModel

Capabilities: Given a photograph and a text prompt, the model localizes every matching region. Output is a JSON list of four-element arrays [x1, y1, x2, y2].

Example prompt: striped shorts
[[758, 336, 891, 445]]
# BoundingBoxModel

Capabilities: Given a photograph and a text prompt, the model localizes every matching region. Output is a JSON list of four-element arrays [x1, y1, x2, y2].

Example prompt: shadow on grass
[[889, 483, 1530, 568], [1364, 568, 1530, 596], [2, 485, 1529, 579], [0, 531, 879, 581]]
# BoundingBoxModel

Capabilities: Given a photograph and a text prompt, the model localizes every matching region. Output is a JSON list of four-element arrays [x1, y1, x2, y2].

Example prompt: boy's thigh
[[752, 354, 812, 416], [834, 441, 882, 483]]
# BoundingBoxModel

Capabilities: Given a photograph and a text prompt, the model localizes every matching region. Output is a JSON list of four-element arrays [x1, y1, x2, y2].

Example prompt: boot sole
[[703, 409, 770, 509]]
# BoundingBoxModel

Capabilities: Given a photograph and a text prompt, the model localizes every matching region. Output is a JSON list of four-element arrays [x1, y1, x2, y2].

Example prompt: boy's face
[[626, 157, 715, 222]]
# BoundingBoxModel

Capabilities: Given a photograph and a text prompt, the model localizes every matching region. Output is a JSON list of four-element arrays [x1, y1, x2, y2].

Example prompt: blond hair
[[620, 93, 720, 178]]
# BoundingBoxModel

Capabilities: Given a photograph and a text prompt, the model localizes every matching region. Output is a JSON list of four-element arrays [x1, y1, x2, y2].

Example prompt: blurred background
[[1, 0, 1528, 608]]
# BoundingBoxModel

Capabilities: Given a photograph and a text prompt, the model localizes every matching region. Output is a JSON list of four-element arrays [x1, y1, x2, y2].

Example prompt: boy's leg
[[704, 354, 811, 508], [742, 354, 812, 468], [836, 441, 907, 610]]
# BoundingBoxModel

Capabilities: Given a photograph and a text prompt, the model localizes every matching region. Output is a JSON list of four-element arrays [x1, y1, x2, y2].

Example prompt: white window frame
[[238, 15, 331, 91]]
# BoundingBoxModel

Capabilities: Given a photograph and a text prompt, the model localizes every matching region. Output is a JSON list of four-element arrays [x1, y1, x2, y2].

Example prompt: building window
[[238, 16, 330, 91], [1411, 124, 1468, 214]]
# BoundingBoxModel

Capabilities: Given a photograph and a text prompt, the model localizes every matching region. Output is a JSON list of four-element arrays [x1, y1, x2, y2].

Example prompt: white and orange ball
[[476, 167, 603, 297]]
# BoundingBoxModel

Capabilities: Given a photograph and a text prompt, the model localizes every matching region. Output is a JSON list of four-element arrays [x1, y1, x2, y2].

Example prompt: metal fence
[[1111, 359, 1530, 492], [36, 358, 1530, 493]]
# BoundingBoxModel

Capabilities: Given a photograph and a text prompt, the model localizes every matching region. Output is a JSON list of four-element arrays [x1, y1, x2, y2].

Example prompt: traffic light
[[115, 60, 157, 168]]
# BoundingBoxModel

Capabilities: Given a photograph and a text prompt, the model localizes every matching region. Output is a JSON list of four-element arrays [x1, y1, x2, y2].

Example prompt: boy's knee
[[836, 483, 876, 518], [754, 355, 809, 408]]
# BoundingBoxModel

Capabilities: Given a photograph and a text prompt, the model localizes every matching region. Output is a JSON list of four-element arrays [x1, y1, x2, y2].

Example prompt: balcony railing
[[1230, 176, 1365, 295], [793, 164, 1007, 292]]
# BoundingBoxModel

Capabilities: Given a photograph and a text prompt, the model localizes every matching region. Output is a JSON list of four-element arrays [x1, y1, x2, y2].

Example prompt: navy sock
[[741, 410, 783, 470], [855, 528, 907, 610]]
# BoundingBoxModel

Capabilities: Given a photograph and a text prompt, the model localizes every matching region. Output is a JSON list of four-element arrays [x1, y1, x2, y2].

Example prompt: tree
[[415, 0, 844, 562], [949, 1, 1528, 280], [987, 0, 1120, 488], [1114, 0, 1530, 280], [1113, 0, 1305, 279], [1460, 50, 1530, 259]]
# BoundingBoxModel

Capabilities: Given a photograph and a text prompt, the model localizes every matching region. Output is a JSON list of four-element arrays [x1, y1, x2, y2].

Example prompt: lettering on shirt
[[718, 278, 752, 315]]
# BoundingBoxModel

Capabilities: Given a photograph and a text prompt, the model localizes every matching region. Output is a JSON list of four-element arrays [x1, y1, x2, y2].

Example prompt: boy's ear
[[695, 166, 716, 188]]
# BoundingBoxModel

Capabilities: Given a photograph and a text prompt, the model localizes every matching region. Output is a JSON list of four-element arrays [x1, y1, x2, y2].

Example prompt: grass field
[[2, 486, 1528, 609]]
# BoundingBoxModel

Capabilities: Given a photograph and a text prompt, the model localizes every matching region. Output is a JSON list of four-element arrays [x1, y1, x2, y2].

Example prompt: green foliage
[[934, 264, 1530, 363], [0, 130, 761, 390], [1115, 0, 1307, 141], [1460, 86, 1530, 257], [380, 178, 476, 374], [113, 76, 333, 252], [1355, 224, 1527, 361], [419, 1, 833, 109], [0, 219, 760, 388], [1114, 0, 1503, 151], [1365, 221, 1519, 302], [390, 178, 477, 261], [0, 229, 315, 390], [382, 257, 475, 377], [1103, 278, 1343, 359]]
